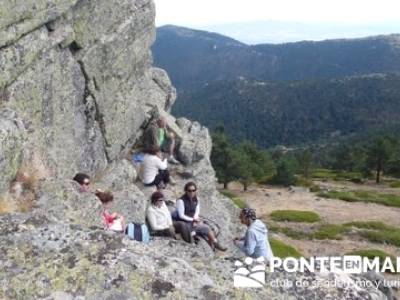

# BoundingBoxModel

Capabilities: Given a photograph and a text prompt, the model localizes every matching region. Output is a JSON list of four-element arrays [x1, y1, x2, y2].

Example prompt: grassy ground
[[219, 190, 247, 209], [270, 210, 321, 223], [389, 181, 400, 188], [269, 223, 349, 240], [317, 190, 400, 208], [312, 169, 363, 181], [270, 238, 302, 258], [344, 221, 395, 231], [270, 219, 400, 247]]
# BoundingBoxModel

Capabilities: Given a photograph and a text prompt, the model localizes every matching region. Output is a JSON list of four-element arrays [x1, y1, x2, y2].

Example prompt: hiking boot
[[168, 156, 179, 164], [213, 241, 227, 252]]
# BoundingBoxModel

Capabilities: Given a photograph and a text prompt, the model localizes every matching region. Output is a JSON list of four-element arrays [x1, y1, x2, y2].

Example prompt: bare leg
[[169, 137, 175, 156]]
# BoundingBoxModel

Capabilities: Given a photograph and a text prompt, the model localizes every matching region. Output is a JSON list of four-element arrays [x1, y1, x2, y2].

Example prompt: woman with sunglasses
[[174, 182, 227, 251], [73, 173, 91, 193]]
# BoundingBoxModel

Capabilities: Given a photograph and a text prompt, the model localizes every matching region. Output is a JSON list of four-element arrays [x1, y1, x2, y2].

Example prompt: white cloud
[[154, 0, 400, 26]]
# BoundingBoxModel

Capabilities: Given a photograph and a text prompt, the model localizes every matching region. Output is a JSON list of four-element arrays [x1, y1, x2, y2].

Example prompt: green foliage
[[270, 210, 321, 223], [309, 185, 321, 193], [229, 141, 274, 191], [312, 169, 363, 181], [295, 149, 313, 178], [270, 223, 348, 240], [211, 127, 274, 191], [270, 238, 302, 258], [271, 157, 296, 186], [211, 126, 236, 188], [360, 230, 400, 247], [366, 135, 397, 183], [344, 220, 400, 247], [172, 74, 400, 149], [344, 221, 395, 231], [389, 181, 400, 188], [312, 224, 349, 240], [268, 224, 311, 240], [219, 190, 247, 209], [318, 190, 400, 207]]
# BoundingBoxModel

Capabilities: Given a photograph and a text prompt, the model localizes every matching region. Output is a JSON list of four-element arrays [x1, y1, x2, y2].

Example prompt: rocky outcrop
[[0, 1, 392, 299], [0, 109, 25, 194]]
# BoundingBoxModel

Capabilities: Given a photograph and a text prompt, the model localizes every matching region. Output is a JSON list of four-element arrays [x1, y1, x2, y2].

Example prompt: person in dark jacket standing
[[173, 182, 227, 251]]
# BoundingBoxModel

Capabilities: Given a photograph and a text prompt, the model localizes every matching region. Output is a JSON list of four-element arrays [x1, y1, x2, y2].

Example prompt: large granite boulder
[[0, 109, 25, 194]]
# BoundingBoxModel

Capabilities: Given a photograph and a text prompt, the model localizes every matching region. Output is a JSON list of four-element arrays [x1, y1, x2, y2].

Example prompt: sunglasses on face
[[187, 189, 196, 192]]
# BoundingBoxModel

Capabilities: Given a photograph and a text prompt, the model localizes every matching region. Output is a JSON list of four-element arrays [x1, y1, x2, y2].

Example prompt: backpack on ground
[[126, 222, 150, 243]]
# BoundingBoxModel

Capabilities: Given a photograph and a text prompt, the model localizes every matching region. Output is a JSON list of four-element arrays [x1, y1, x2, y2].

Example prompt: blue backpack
[[126, 223, 150, 243]]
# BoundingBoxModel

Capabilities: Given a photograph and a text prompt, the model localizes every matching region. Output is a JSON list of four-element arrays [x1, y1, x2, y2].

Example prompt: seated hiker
[[233, 208, 273, 262], [173, 182, 227, 251], [73, 173, 91, 193], [95, 189, 126, 233], [146, 191, 175, 238], [144, 116, 179, 164], [140, 148, 172, 189]]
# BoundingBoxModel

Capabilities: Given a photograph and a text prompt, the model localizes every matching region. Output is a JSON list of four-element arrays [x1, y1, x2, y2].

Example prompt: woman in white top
[[146, 191, 175, 237], [141, 148, 170, 189]]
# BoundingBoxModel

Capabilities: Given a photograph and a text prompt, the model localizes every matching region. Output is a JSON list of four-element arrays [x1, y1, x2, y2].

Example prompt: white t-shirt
[[141, 154, 168, 184]]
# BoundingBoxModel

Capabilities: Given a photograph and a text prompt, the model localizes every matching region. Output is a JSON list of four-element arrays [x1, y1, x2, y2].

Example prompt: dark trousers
[[173, 221, 193, 243], [145, 169, 170, 187], [151, 227, 175, 238]]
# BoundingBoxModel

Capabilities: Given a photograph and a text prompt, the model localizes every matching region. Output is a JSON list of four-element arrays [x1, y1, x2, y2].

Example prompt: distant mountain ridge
[[174, 73, 400, 147], [152, 25, 400, 147], [153, 25, 400, 89]]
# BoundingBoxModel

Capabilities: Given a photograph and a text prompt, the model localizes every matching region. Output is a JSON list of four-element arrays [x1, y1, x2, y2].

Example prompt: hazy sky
[[154, 0, 400, 43]]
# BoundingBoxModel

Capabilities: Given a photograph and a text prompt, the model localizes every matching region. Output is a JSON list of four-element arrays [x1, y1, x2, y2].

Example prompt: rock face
[[0, 1, 391, 299]]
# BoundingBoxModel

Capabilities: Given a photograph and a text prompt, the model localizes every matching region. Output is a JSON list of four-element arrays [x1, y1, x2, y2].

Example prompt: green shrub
[[360, 230, 400, 247], [275, 226, 311, 240], [318, 190, 400, 208], [270, 238, 302, 258], [312, 224, 349, 240], [389, 181, 400, 188], [344, 221, 395, 231], [220, 190, 247, 209], [270, 210, 321, 223], [312, 169, 363, 181], [310, 185, 321, 193], [271, 158, 296, 186], [295, 176, 314, 187]]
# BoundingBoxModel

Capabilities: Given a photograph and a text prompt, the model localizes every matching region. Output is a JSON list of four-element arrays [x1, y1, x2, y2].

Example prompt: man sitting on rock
[[73, 173, 91, 193], [173, 181, 227, 251], [234, 208, 273, 261], [144, 116, 179, 164]]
